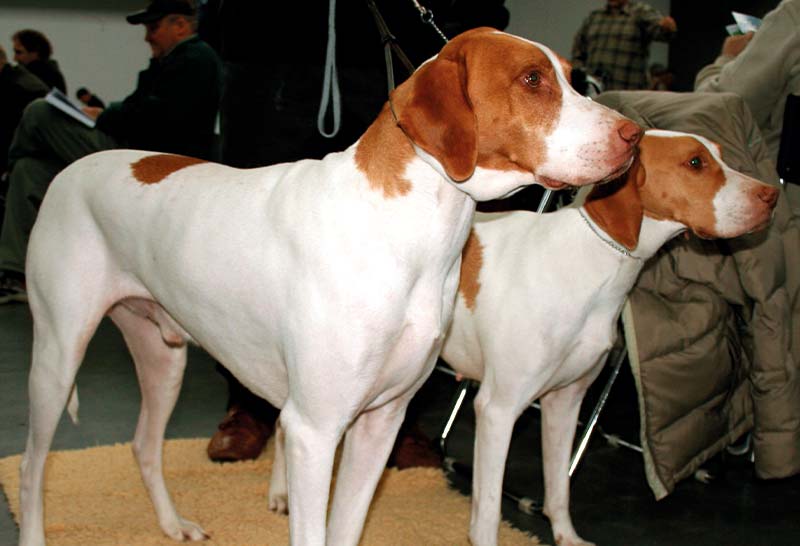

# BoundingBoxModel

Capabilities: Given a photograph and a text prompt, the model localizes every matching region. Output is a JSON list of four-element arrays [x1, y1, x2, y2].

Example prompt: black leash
[[365, 0, 448, 95]]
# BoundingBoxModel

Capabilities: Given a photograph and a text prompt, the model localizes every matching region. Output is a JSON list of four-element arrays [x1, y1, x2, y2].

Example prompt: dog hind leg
[[268, 417, 288, 514], [109, 304, 207, 541], [19, 306, 104, 546]]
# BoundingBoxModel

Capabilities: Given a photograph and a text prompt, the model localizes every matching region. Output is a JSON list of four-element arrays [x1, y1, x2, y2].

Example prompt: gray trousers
[[0, 99, 117, 274]]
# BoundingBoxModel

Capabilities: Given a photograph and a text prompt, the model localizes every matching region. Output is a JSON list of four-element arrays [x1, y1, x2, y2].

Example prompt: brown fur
[[354, 105, 415, 198], [130, 154, 207, 185], [584, 156, 645, 251], [636, 136, 725, 236], [459, 229, 483, 310], [391, 28, 563, 183]]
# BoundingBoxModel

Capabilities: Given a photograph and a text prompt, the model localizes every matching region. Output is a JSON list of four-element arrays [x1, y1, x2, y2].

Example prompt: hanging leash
[[317, 0, 342, 138], [365, 0, 450, 135], [318, 0, 448, 138]]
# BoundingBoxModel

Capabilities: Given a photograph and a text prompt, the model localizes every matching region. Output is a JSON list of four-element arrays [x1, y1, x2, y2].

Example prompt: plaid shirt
[[571, 2, 674, 90]]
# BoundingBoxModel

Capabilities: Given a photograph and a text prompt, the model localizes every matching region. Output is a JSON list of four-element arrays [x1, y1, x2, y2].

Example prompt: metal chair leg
[[568, 346, 627, 477], [436, 366, 473, 459]]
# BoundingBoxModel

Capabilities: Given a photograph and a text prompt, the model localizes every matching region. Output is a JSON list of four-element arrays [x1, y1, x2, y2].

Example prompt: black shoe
[[0, 271, 27, 304]]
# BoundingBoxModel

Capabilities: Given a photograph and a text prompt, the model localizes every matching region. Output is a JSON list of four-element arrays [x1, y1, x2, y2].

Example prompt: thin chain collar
[[577, 208, 641, 260]]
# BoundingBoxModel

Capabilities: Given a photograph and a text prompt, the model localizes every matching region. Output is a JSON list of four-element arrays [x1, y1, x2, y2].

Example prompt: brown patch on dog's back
[[459, 230, 483, 311], [130, 154, 207, 184], [355, 106, 414, 198]]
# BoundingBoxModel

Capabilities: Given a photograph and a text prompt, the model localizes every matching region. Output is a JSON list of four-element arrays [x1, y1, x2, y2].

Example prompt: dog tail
[[66, 383, 80, 425]]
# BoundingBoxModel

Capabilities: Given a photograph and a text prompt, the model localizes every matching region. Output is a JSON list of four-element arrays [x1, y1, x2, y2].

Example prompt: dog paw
[[555, 534, 595, 546], [269, 493, 289, 515], [694, 468, 714, 484], [163, 517, 209, 541]]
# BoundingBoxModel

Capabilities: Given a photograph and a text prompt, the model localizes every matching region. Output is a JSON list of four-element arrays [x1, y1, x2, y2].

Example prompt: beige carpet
[[0, 438, 542, 545]]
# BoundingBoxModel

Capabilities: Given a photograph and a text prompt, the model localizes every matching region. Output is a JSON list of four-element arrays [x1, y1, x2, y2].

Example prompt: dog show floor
[[2, 302, 799, 545]]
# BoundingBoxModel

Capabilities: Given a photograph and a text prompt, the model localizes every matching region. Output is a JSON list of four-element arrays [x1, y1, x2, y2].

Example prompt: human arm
[[632, 2, 676, 43], [694, 0, 800, 129]]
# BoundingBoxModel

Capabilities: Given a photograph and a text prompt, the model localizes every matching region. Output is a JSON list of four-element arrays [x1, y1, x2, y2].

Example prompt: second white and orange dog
[[439, 130, 779, 546]]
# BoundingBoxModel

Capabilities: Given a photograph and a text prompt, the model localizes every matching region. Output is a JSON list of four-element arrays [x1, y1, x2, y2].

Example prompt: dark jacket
[[96, 35, 222, 160], [24, 58, 66, 93], [0, 63, 49, 173]]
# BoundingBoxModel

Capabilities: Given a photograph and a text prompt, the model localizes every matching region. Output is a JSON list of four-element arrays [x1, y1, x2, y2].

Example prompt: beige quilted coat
[[596, 90, 800, 498]]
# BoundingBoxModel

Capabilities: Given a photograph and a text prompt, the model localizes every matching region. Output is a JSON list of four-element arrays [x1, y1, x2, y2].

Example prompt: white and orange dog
[[439, 130, 779, 546], [19, 28, 639, 545]]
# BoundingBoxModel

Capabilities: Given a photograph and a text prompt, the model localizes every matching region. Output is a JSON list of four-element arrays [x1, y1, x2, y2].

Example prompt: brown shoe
[[391, 425, 443, 470], [207, 405, 274, 462]]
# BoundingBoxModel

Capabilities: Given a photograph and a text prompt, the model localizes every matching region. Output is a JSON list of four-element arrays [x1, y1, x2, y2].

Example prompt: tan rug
[[0, 438, 542, 545]]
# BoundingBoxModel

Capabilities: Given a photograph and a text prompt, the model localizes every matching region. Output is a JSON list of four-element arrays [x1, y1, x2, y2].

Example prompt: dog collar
[[577, 208, 641, 260]]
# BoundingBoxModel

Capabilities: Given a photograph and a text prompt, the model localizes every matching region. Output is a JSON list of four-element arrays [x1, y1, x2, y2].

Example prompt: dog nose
[[616, 120, 642, 145], [758, 185, 779, 206]]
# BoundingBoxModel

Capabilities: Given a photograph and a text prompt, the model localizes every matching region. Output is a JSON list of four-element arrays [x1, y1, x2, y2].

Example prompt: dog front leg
[[326, 398, 409, 546], [468, 385, 519, 546], [540, 376, 598, 546], [281, 402, 341, 546]]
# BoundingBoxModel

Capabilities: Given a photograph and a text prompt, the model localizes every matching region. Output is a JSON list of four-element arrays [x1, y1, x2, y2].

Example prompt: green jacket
[[694, 0, 800, 163], [97, 35, 222, 159]]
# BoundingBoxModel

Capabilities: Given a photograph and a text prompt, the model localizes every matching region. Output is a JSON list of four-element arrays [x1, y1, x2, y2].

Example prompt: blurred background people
[[0, 44, 48, 178], [0, 0, 222, 305], [76, 86, 105, 109], [11, 29, 66, 93], [572, 0, 676, 90]]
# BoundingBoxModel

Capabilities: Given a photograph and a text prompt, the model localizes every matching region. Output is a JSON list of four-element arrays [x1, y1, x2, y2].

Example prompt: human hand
[[82, 106, 103, 120], [721, 31, 754, 58], [659, 16, 677, 33]]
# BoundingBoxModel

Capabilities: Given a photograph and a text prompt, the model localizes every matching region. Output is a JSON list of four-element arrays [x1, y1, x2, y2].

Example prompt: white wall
[[506, 0, 671, 65], [0, 6, 149, 104]]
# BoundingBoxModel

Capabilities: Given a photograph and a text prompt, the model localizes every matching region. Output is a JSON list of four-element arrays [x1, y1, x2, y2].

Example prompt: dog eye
[[688, 156, 703, 170], [524, 71, 541, 88]]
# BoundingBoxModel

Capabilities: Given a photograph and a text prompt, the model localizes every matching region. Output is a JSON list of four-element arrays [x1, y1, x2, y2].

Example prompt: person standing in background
[[572, 0, 676, 90]]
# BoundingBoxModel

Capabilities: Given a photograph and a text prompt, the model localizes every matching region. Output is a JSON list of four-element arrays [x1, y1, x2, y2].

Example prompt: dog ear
[[584, 157, 645, 251], [395, 55, 477, 182]]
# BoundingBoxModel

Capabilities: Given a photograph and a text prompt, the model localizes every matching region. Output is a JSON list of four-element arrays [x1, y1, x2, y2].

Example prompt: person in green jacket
[[0, 0, 222, 304]]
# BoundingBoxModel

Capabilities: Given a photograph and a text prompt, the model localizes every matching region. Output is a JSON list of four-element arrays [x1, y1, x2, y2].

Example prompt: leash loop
[[317, 0, 342, 138]]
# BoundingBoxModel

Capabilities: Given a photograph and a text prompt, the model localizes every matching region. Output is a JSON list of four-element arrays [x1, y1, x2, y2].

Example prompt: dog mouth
[[538, 176, 570, 190], [599, 153, 636, 184]]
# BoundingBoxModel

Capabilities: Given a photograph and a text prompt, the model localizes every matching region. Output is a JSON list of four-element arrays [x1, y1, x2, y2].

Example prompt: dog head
[[584, 130, 779, 250], [392, 27, 641, 201]]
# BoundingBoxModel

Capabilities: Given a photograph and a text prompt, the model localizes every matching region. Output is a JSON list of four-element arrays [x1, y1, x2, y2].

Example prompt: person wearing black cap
[[0, 0, 222, 304]]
